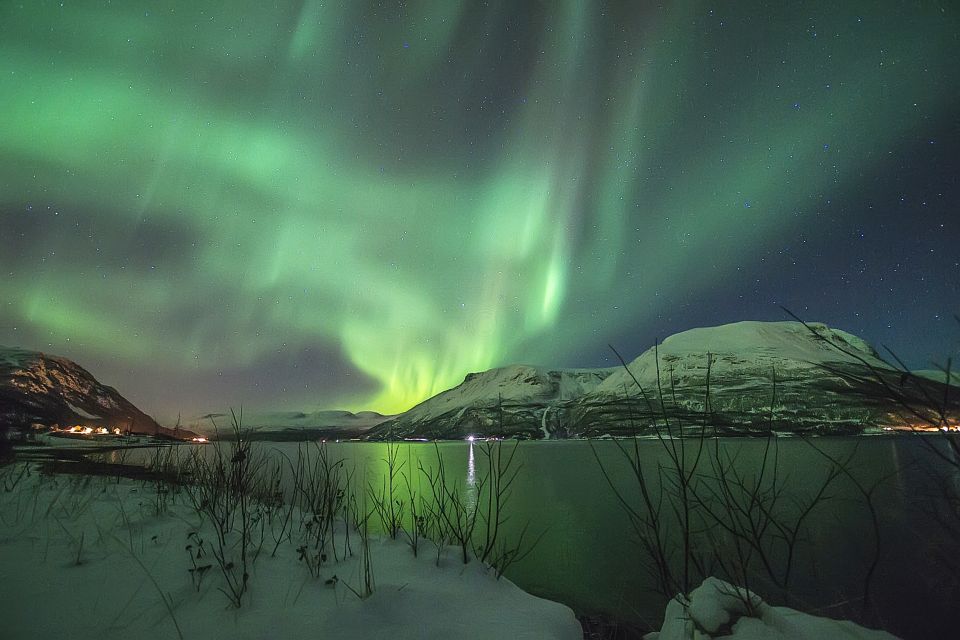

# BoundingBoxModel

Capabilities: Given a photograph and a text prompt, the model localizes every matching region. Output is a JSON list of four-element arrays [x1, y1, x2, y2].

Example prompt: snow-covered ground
[[0, 463, 580, 640]]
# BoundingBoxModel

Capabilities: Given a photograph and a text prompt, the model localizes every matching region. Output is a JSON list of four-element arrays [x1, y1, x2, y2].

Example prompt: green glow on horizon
[[0, 1, 954, 416]]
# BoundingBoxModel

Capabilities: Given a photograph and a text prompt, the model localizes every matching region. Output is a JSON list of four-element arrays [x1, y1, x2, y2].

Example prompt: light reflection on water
[[464, 441, 477, 510]]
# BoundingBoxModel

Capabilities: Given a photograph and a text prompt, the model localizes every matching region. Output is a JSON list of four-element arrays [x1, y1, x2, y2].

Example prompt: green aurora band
[[1, 1, 956, 416]]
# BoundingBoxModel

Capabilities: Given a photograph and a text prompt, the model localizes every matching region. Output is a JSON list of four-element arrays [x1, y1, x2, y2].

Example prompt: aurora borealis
[[1, 1, 957, 422]]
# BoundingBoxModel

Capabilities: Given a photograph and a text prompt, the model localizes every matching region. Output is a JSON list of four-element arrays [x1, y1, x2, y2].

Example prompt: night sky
[[1, 1, 957, 423]]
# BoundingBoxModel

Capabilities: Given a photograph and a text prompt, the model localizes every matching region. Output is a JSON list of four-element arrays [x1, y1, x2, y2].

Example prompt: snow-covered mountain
[[0, 346, 184, 437], [568, 321, 913, 436], [372, 321, 959, 439], [371, 365, 615, 440], [189, 409, 391, 440]]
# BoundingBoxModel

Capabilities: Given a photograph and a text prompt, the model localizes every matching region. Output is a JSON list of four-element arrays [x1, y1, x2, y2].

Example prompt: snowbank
[[647, 577, 899, 640], [0, 464, 580, 640]]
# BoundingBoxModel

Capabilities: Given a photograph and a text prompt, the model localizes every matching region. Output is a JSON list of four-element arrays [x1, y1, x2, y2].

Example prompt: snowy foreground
[[0, 464, 579, 640]]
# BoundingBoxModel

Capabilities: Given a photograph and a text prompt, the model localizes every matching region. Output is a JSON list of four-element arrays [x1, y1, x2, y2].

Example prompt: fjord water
[[179, 437, 955, 638]]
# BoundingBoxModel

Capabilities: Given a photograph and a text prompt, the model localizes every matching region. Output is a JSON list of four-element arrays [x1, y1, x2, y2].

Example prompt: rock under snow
[[648, 577, 898, 640]]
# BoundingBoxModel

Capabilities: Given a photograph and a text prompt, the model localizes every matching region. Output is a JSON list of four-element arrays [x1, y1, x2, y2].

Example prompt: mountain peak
[[0, 346, 182, 437], [655, 321, 880, 360]]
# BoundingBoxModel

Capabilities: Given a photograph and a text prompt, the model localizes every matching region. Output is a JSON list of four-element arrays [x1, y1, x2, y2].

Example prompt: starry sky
[[1, 1, 958, 423]]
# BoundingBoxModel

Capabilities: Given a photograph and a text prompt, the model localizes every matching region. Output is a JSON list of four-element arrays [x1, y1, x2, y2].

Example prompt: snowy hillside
[[371, 365, 615, 440], [569, 320, 948, 436], [372, 321, 958, 440], [0, 346, 182, 437]]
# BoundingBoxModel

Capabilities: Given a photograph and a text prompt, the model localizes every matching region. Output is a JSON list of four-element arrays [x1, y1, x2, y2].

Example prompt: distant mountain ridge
[[0, 346, 185, 438], [371, 321, 959, 440], [190, 409, 391, 440]]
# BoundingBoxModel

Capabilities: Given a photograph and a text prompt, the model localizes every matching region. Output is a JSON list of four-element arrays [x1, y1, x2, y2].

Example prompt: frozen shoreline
[[0, 463, 580, 640]]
